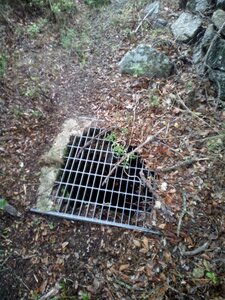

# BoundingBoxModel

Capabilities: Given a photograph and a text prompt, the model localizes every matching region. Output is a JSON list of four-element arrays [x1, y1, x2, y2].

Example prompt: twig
[[134, 1, 159, 34], [139, 171, 153, 191], [159, 157, 209, 173], [177, 191, 188, 237], [176, 95, 218, 131], [182, 241, 210, 256], [102, 126, 166, 186], [77, 128, 111, 158], [204, 20, 225, 70]]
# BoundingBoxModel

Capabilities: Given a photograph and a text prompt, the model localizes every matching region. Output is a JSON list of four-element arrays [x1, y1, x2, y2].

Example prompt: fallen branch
[[77, 128, 111, 158], [102, 126, 166, 186], [204, 20, 225, 70], [159, 157, 209, 173], [182, 241, 210, 256], [176, 95, 217, 131], [134, 1, 159, 34], [177, 191, 188, 237]]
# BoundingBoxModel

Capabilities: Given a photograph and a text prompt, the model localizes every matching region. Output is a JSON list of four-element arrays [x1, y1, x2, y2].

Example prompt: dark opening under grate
[[34, 127, 157, 233]]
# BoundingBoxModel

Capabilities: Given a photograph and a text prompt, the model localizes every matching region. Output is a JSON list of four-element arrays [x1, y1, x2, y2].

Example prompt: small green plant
[[207, 136, 224, 153], [60, 28, 77, 50], [112, 142, 126, 157], [206, 271, 220, 285], [150, 95, 160, 107], [131, 63, 145, 77], [81, 292, 90, 300], [27, 18, 47, 37], [106, 132, 117, 142], [48, 221, 56, 229]]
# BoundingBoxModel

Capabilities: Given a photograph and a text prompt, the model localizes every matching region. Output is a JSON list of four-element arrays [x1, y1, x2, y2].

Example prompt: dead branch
[[102, 126, 166, 186], [139, 171, 153, 191], [177, 191, 188, 237], [182, 241, 210, 256], [134, 1, 159, 34], [176, 95, 218, 131], [77, 128, 111, 158], [203, 20, 225, 70], [159, 157, 209, 173]]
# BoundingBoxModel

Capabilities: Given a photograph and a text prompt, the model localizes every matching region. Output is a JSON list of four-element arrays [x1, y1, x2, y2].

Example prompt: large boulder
[[118, 44, 174, 78], [171, 12, 202, 42], [186, 0, 211, 12], [212, 9, 225, 36]]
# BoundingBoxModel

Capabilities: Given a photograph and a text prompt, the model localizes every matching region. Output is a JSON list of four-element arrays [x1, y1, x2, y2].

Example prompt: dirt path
[[1, 1, 225, 299]]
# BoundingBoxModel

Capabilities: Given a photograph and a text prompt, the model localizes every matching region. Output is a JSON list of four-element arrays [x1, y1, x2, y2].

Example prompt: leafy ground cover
[[0, 0, 224, 299]]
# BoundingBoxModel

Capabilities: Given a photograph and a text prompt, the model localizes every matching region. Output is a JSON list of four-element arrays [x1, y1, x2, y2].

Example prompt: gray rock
[[209, 70, 225, 100], [206, 38, 225, 100], [216, 0, 225, 9], [187, 0, 211, 12], [118, 44, 174, 78], [206, 37, 225, 71], [212, 9, 225, 36], [144, 1, 160, 19], [171, 12, 202, 42], [154, 18, 168, 28], [193, 24, 215, 65]]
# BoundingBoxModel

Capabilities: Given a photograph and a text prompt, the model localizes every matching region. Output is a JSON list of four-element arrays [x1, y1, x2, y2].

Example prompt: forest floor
[[0, 1, 225, 299]]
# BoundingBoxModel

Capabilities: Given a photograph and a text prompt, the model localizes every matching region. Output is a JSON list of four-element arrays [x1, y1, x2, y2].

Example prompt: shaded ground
[[0, 1, 225, 299]]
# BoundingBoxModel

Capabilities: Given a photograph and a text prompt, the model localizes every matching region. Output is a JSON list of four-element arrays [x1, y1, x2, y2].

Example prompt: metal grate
[[33, 128, 157, 233]]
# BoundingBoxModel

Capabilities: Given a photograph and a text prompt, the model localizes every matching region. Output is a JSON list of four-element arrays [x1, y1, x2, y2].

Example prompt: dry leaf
[[142, 237, 149, 251], [62, 242, 69, 249], [133, 239, 141, 247], [119, 264, 130, 272]]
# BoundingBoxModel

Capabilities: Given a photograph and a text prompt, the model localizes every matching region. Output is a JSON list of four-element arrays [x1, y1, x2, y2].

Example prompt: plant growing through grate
[[35, 128, 157, 232]]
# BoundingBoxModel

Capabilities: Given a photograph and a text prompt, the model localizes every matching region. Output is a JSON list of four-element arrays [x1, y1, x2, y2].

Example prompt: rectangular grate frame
[[33, 127, 158, 233]]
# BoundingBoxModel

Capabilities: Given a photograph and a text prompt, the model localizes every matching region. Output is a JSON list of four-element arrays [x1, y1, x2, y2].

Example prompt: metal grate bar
[[32, 127, 159, 233]]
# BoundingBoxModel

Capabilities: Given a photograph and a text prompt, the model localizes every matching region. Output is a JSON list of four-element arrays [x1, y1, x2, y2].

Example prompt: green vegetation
[[31, 0, 77, 19], [106, 132, 137, 168], [131, 63, 145, 77], [27, 18, 47, 37], [206, 271, 220, 285], [0, 54, 7, 79], [60, 28, 89, 62], [0, 198, 8, 210], [84, 0, 110, 8]]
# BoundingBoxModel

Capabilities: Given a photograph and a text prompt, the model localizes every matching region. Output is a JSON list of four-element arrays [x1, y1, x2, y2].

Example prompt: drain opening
[[35, 127, 157, 232]]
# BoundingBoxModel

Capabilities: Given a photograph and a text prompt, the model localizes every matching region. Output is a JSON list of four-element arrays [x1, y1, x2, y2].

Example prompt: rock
[[193, 24, 215, 65], [171, 12, 202, 42], [209, 70, 225, 100], [4, 204, 21, 217], [212, 9, 225, 36], [206, 38, 225, 100], [186, 0, 211, 12], [154, 18, 168, 28], [118, 44, 174, 78], [144, 1, 160, 19], [206, 38, 225, 71], [216, 0, 225, 9]]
